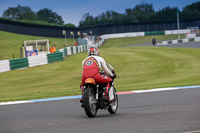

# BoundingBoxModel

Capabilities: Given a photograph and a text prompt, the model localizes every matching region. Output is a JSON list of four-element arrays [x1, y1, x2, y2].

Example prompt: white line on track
[[132, 87, 179, 93], [184, 130, 200, 133], [0, 101, 33, 105]]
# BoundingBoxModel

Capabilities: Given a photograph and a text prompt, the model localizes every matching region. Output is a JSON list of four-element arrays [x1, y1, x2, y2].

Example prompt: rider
[[80, 47, 116, 101]]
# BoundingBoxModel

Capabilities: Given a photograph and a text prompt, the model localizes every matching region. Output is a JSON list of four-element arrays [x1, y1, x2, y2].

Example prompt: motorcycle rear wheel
[[83, 87, 97, 118]]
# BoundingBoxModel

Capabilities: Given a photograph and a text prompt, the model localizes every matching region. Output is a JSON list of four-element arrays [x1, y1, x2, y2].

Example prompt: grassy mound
[[0, 33, 200, 102]]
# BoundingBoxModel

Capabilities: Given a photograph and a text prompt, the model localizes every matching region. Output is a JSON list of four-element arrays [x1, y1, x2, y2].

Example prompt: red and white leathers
[[81, 55, 113, 86]]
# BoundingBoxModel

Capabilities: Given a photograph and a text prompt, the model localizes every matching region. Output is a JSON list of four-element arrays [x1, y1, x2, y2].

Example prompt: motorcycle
[[81, 65, 118, 118]]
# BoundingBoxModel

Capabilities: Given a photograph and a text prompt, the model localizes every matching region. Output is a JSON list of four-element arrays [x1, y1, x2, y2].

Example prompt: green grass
[[0, 31, 74, 59], [0, 33, 200, 102], [104, 47, 200, 91]]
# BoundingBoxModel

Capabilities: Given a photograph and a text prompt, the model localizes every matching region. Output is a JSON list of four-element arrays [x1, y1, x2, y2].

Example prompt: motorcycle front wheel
[[83, 87, 97, 118], [108, 88, 118, 114]]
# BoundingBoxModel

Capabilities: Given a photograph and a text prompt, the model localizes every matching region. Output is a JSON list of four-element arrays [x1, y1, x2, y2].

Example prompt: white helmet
[[88, 47, 99, 56]]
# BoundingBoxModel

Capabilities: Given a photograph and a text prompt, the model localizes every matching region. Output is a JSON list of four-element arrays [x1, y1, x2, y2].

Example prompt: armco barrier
[[9, 58, 28, 70], [145, 31, 165, 36], [64, 48, 67, 56], [101, 32, 145, 39], [58, 49, 65, 57], [72, 46, 76, 54], [172, 40, 178, 44], [28, 55, 48, 67], [80, 45, 83, 52], [168, 40, 172, 44], [158, 36, 200, 45], [195, 37, 200, 42], [178, 40, 183, 43], [101, 29, 191, 40], [182, 38, 189, 43], [76, 46, 78, 53], [165, 29, 190, 35], [67, 47, 72, 55], [0, 60, 10, 73], [189, 38, 194, 42], [83, 45, 86, 51], [71, 47, 74, 54], [78, 46, 81, 53], [47, 52, 63, 63]]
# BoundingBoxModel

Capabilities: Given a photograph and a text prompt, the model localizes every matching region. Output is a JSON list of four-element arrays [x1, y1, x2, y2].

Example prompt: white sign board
[[26, 46, 33, 51]]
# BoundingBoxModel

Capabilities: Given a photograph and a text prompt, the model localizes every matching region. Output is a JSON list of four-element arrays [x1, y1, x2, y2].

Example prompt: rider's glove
[[112, 73, 117, 79]]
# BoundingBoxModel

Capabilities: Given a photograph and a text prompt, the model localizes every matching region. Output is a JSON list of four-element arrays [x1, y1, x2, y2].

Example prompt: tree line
[[79, 2, 200, 27], [2, 2, 200, 28], [2, 5, 75, 27]]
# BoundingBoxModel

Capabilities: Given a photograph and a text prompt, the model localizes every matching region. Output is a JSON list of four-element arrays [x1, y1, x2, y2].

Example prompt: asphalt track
[[0, 87, 200, 133], [128, 41, 200, 48], [1, 41, 200, 133]]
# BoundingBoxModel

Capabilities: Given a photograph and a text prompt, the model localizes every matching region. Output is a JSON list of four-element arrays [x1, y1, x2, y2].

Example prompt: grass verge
[[0, 34, 199, 102]]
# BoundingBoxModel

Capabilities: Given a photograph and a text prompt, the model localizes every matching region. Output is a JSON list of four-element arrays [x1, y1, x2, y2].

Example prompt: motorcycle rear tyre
[[83, 87, 97, 118]]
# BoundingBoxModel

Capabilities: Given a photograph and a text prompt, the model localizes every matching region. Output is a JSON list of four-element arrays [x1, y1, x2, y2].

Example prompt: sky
[[0, 0, 199, 26]]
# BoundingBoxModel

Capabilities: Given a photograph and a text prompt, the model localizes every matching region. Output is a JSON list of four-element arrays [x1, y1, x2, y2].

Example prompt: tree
[[109, 11, 124, 23], [181, 2, 200, 20], [3, 4, 36, 20], [131, 3, 155, 22], [65, 23, 76, 28], [154, 7, 177, 21], [37, 8, 64, 24], [183, 1, 200, 12], [79, 13, 95, 27], [78, 1, 200, 27], [125, 8, 137, 22]]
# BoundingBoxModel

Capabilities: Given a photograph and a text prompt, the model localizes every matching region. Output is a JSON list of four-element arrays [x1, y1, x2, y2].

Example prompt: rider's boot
[[103, 87, 109, 100], [103, 82, 111, 101], [103, 82, 115, 102]]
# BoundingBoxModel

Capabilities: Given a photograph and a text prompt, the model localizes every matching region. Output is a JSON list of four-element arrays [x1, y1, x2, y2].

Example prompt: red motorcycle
[[81, 65, 118, 118]]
